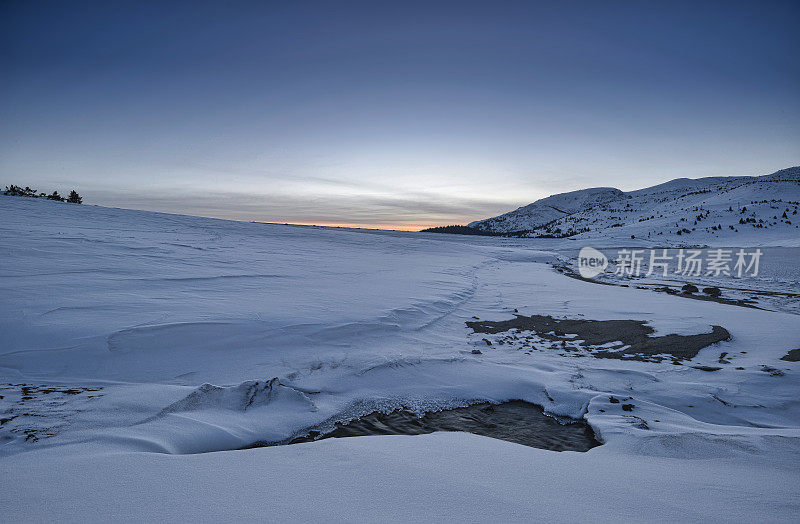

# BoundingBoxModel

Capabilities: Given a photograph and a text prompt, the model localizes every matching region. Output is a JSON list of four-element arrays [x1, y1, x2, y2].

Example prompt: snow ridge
[[469, 167, 800, 245], [156, 378, 316, 415], [469, 187, 625, 231]]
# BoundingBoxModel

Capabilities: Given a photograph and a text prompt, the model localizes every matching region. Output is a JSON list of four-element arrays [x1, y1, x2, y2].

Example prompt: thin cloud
[[88, 188, 517, 229]]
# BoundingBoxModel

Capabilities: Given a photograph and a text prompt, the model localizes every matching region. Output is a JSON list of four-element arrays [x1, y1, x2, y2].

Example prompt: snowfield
[[470, 167, 800, 247], [1, 195, 799, 522]]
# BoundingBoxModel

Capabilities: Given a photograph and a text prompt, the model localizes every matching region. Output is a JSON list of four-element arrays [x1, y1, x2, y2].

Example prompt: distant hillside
[[465, 167, 800, 245], [468, 187, 625, 233]]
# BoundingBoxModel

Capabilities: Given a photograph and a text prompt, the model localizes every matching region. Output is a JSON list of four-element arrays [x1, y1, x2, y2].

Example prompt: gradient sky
[[2, 1, 798, 229]]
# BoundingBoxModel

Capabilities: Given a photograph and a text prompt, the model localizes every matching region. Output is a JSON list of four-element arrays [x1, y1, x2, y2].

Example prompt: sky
[[1, 0, 799, 230]]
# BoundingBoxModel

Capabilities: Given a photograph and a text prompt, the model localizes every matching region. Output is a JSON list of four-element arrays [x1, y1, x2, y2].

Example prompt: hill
[[468, 167, 800, 245]]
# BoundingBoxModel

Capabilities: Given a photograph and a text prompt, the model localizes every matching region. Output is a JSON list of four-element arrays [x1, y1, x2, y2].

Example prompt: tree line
[[3, 184, 82, 204]]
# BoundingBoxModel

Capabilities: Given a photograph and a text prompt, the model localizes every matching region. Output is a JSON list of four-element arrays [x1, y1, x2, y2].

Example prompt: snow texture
[[470, 167, 800, 246], [1, 192, 799, 522]]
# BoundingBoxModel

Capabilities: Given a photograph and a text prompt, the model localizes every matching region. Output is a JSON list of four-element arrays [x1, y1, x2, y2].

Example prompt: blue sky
[[2, 0, 798, 229]]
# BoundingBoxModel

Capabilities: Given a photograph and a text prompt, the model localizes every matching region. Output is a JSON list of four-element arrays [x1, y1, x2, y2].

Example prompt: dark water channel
[[254, 400, 600, 452]]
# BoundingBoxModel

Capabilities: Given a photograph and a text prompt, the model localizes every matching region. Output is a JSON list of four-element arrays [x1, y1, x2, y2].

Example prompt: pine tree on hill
[[67, 190, 82, 204]]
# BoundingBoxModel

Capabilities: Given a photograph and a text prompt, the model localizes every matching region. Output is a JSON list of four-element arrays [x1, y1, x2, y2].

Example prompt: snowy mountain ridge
[[468, 187, 626, 232], [469, 167, 800, 245]]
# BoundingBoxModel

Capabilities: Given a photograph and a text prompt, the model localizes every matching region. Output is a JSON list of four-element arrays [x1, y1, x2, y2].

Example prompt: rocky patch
[[466, 314, 730, 363]]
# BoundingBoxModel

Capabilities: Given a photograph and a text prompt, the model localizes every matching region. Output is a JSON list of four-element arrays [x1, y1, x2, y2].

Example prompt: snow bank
[[1, 195, 798, 520]]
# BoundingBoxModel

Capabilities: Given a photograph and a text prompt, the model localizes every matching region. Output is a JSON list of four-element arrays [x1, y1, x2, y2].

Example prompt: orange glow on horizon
[[277, 221, 440, 232], [252, 220, 458, 232]]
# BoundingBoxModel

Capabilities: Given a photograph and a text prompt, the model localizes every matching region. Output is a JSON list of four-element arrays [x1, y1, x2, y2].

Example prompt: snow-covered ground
[[1, 196, 799, 522], [470, 167, 800, 247], [551, 247, 800, 315]]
